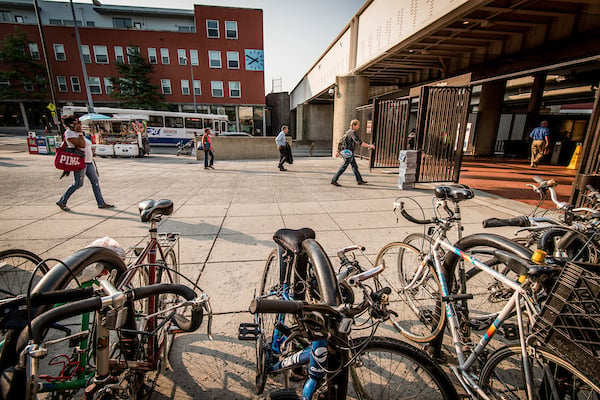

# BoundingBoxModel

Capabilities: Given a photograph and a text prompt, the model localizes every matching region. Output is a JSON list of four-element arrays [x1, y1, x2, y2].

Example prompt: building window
[[148, 48, 157, 64], [104, 78, 113, 94], [225, 21, 238, 39], [133, 22, 142, 29], [70, 76, 80, 92], [190, 49, 199, 66], [193, 80, 201, 96], [178, 49, 187, 65], [0, 11, 11, 22], [57, 76, 68, 92], [161, 79, 172, 94], [181, 80, 190, 95], [114, 46, 124, 63], [206, 20, 219, 38], [86, 21, 95, 27], [126, 46, 138, 64], [88, 77, 101, 94], [113, 17, 132, 28], [160, 48, 169, 64], [28, 43, 40, 60], [80, 45, 91, 63], [229, 81, 241, 98], [208, 51, 221, 68], [49, 19, 62, 25], [178, 26, 195, 32], [23, 80, 33, 91], [0, 80, 10, 87], [227, 51, 239, 69], [94, 45, 108, 64], [211, 81, 224, 97], [14, 16, 23, 23], [53, 44, 66, 61]]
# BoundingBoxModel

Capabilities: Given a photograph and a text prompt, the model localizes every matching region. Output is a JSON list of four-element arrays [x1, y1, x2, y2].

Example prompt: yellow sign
[[567, 144, 582, 170], [47, 103, 56, 112]]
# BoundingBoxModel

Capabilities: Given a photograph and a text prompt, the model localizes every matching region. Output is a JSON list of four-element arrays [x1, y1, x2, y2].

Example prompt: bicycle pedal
[[238, 323, 260, 341], [499, 323, 518, 340]]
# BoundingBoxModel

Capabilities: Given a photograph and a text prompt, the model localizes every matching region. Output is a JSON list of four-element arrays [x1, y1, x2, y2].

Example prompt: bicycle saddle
[[273, 228, 316, 254], [434, 184, 474, 202], [138, 199, 174, 222]]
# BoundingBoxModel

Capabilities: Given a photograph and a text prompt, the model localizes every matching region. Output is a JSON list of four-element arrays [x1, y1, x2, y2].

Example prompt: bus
[[62, 106, 228, 145]]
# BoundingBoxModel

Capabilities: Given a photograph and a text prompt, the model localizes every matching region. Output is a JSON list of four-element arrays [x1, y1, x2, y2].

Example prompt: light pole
[[69, 0, 94, 112], [184, 56, 197, 113], [33, 0, 59, 126]]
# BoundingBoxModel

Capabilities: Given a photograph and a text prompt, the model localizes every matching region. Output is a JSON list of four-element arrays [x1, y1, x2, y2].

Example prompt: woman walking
[[201, 128, 215, 169]]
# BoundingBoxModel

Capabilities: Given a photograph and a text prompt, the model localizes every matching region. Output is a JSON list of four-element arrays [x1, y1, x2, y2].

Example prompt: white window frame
[[147, 48, 157, 64], [177, 49, 187, 65], [53, 44, 65, 61], [181, 80, 190, 95], [80, 45, 91, 63], [161, 79, 172, 94], [23, 80, 33, 91], [88, 77, 101, 95], [114, 46, 124, 63], [208, 51, 221, 68], [229, 81, 241, 98], [225, 21, 238, 39], [227, 51, 240, 69], [193, 80, 201, 96], [57, 76, 68, 92], [93, 45, 108, 64], [190, 49, 199, 66], [28, 43, 40, 60], [70, 76, 80, 92], [104, 77, 113, 94], [126, 46, 138, 64], [160, 48, 170, 64], [206, 19, 219, 38], [211, 80, 224, 97]]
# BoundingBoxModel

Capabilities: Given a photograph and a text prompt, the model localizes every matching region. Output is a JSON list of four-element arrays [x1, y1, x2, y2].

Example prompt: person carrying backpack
[[331, 119, 375, 186]]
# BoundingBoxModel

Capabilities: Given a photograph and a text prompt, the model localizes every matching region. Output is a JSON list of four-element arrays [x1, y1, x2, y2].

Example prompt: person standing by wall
[[331, 119, 375, 186], [56, 116, 114, 211], [529, 120, 550, 168], [275, 125, 289, 171], [201, 128, 214, 169]]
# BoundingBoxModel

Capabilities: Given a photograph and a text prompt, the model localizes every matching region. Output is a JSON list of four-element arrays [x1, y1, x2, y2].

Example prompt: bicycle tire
[[348, 336, 459, 400], [0, 249, 49, 300], [479, 345, 600, 400], [375, 241, 445, 343]]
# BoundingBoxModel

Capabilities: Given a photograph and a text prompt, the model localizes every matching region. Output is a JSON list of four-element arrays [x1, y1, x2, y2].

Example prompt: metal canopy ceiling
[[358, 0, 600, 88]]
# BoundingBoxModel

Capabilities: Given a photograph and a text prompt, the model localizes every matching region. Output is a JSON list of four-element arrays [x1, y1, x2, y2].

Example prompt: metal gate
[[416, 86, 471, 182], [355, 104, 374, 161], [370, 98, 411, 168]]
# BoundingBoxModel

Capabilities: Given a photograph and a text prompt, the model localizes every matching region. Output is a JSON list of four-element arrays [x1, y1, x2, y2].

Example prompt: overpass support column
[[524, 73, 546, 137], [296, 103, 305, 142], [473, 80, 506, 156], [332, 75, 369, 156]]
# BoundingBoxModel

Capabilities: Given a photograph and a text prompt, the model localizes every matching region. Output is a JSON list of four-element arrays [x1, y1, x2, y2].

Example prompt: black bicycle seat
[[434, 184, 474, 202], [273, 228, 316, 254], [138, 199, 174, 222]]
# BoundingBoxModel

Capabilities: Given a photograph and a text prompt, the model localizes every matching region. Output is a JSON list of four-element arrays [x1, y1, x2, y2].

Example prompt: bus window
[[165, 116, 184, 128], [148, 115, 164, 127], [185, 117, 203, 129], [212, 120, 221, 133]]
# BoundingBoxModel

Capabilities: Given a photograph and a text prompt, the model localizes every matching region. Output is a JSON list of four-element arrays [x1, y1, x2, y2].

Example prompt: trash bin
[[398, 150, 419, 190], [551, 141, 562, 165], [36, 136, 48, 155]]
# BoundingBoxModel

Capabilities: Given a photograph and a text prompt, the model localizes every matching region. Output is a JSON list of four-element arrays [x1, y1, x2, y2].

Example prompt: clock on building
[[245, 49, 264, 71]]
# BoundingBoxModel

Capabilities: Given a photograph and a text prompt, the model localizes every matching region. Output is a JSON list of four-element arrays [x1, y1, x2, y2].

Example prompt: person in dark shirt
[[528, 120, 550, 168], [331, 119, 375, 186]]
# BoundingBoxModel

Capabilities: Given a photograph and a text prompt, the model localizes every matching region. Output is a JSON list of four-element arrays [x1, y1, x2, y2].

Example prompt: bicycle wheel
[[348, 336, 458, 400], [0, 249, 48, 299], [480, 345, 600, 400], [375, 242, 445, 343], [255, 249, 281, 395]]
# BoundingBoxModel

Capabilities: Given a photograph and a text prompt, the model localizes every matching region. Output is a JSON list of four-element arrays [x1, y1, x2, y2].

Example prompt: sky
[[54, 0, 366, 93]]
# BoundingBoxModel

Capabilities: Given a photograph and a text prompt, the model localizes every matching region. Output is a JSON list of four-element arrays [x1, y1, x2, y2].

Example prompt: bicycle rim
[[0, 249, 48, 299], [375, 242, 444, 343]]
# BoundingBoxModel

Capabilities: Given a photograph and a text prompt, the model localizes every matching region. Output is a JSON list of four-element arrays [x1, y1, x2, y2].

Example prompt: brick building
[[0, 0, 266, 134]]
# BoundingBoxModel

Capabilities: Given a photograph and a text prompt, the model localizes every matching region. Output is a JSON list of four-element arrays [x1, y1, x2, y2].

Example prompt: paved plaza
[[0, 136, 535, 399]]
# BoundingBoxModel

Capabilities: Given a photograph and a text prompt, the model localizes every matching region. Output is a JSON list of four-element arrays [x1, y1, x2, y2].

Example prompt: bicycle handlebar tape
[[302, 239, 341, 306], [482, 216, 531, 228], [400, 206, 436, 225], [250, 298, 304, 315]]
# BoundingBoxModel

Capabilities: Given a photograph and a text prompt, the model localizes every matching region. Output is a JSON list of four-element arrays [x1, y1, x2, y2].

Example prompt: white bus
[[62, 106, 228, 145]]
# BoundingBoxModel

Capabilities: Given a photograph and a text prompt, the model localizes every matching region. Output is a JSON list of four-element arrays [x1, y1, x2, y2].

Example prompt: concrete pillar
[[524, 73, 546, 138], [473, 80, 506, 156], [332, 75, 369, 156], [296, 103, 305, 142]]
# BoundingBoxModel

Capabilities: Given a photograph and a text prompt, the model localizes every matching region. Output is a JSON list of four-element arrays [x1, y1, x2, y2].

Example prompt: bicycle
[[0, 249, 49, 300], [240, 228, 458, 399]]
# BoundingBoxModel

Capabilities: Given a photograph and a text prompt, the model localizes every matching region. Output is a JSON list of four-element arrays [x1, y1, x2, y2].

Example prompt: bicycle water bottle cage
[[273, 228, 316, 254], [434, 184, 474, 202], [138, 199, 174, 222]]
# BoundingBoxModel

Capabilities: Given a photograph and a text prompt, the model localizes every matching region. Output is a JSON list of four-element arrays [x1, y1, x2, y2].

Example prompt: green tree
[[109, 45, 166, 110], [0, 29, 48, 100]]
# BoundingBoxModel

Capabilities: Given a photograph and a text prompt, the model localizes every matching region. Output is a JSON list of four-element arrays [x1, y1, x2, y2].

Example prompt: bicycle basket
[[533, 261, 600, 384]]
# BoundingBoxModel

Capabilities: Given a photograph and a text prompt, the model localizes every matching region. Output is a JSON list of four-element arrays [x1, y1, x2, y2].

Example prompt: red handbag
[[54, 142, 86, 171]]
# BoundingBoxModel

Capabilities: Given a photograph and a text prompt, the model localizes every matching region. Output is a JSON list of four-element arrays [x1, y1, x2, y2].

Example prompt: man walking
[[529, 120, 550, 168], [331, 119, 375, 186], [276, 125, 289, 171]]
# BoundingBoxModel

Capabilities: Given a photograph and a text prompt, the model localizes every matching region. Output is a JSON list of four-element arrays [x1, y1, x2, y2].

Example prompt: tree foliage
[[0, 29, 48, 100], [109, 45, 166, 110]]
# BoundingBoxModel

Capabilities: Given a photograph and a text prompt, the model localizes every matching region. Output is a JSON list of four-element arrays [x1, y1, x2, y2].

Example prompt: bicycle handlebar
[[336, 245, 365, 261], [483, 216, 531, 228], [397, 201, 437, 225], [250, 298, 304, 314]]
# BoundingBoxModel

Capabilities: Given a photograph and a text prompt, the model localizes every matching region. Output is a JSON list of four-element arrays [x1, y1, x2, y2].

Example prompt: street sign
[[47, 103, 56, 112]]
